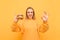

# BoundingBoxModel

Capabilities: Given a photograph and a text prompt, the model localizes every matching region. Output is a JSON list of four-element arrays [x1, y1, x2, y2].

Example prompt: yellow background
[[0, 0, 60, 40]]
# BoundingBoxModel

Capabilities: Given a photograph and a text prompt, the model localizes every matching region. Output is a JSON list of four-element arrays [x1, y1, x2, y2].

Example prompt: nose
[[29, 12, 32, 14]]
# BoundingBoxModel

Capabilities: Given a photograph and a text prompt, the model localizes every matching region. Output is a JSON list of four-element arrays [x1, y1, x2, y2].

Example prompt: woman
[[11, 7, 49, 40]]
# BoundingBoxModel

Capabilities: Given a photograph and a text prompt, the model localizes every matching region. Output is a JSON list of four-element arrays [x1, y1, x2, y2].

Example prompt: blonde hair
[[26, 7, 35, 20]]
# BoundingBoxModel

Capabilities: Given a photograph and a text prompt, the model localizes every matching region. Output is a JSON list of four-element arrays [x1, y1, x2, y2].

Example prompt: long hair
[[26, 7, 35, 20]]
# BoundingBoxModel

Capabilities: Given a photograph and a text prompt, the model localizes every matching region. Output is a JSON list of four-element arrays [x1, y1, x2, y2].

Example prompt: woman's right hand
[[12, 14, 22, 32], [14, 15, 18, 23], [14, 14, 23, 23]]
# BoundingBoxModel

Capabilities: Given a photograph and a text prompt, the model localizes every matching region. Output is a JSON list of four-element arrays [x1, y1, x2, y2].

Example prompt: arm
[[38, 11, 49, 33], [38, 21, 49, 33], [11, 14, 24, 32], [11, 21, 21, 32]]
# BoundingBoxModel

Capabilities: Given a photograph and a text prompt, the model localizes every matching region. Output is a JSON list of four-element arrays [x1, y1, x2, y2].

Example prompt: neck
[[28, 18, 33, 20]]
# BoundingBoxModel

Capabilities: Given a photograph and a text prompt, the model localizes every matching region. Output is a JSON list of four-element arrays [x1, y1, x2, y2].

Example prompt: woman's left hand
[[41, 11, 48, 22]]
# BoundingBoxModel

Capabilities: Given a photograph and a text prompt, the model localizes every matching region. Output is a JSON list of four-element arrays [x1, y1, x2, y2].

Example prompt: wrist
[[43, 21, 48, 24]]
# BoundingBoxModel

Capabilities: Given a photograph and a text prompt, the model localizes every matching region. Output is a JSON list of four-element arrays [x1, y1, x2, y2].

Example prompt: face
[[27, 9, 33, 19]]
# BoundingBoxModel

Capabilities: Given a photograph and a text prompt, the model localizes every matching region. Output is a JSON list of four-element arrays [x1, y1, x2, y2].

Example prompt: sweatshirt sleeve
[[37, 22, 49, 33], [11, 22, 21, 32]]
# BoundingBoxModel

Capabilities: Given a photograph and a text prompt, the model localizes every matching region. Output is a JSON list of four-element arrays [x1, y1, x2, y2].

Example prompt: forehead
[[27, 9, 33, 12]]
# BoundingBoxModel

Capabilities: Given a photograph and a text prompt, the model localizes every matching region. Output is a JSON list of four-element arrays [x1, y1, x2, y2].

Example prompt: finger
[[44, 15, 48, 19], [44, 11, 47, 15], [14, 15, 18, 22], [43, 12, 48, 19], [42, 15, 48, 21]]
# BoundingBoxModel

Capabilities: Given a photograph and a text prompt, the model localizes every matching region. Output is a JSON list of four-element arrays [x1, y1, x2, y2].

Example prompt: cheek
[[27, 13, 30, 16], [31, 13, 33, 16], [27, 12, 33, 16]]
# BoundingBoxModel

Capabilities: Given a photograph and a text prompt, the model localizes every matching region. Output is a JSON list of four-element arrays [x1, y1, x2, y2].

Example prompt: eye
[[31, 12, 33, 13], [27, 12, 30, 13], [27, 11, 33, 14]]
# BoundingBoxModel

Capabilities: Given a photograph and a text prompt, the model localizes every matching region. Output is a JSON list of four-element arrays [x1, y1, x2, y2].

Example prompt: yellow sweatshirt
[[11, 19, 48, 40]]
